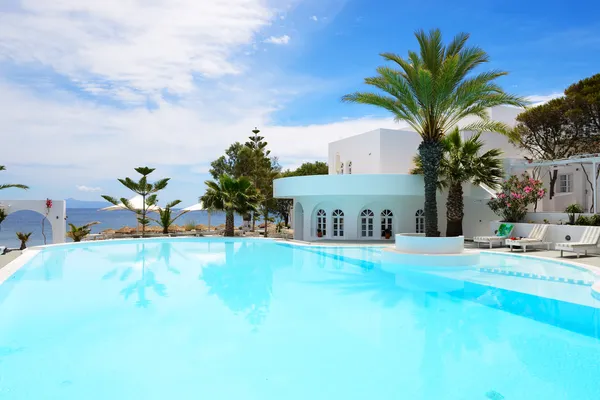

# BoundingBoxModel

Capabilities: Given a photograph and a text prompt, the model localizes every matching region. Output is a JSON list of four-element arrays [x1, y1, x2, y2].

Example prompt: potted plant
[[565, 204, 584, 225], [384, 229, 392, 239], [317, 229, 323, 238], [16, 232, 32, 250]]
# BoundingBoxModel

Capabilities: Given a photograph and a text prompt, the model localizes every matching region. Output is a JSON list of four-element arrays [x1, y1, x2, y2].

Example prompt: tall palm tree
[[412, 128, 503, 236], [102, 167, 169, 236], [0, 165, 29, 190], [342, 29, 525, 236], [201, 174, 259, 237]]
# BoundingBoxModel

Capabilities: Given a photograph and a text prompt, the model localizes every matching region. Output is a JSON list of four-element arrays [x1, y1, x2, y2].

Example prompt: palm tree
[[16, 232, 32, 250], [153, 200, 188, 234], [411, 128, 503, 236], [67, 221, 100, 242], [201, 174, 259, 237], [0, 165, 29, 190], [342, 29, 525, 236], [102, 167, 169, 236]]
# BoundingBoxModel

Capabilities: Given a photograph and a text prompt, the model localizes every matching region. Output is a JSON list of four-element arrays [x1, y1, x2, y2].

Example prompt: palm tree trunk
[[418, 141, 443, 237], [264, 210, 268, 238], [225, 210, 235, 237], [446, 182, 464, 237]]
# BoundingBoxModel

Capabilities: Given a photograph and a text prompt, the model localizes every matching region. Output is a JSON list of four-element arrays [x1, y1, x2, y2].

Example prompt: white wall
[[328, 129, 381, 175], [378, 129, 423, 174], [0, 199, 67, 244]]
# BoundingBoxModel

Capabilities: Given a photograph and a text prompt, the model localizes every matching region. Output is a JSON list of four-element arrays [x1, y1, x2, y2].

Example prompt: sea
[[0, 208, 242, 249]]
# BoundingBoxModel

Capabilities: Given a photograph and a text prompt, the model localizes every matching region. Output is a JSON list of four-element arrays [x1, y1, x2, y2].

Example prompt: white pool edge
[[0, 248, 41, 285]]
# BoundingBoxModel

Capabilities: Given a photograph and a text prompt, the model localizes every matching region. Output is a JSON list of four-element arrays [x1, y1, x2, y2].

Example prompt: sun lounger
[[505, 224, 550, 252], [473, 223, 514, 248], [556, 226, 600, 258]]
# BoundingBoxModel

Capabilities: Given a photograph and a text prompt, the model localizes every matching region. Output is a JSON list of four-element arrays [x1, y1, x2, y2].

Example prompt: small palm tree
[[412, 128, 503, 236], [342, 29, 525, 236], [16, 232, 32, 250], [67, 221, 100, 242], [0, 165, 29, 191], [153, 200, 188, 234], [201, 175, 259, 237], [102, 167, 169, 236]]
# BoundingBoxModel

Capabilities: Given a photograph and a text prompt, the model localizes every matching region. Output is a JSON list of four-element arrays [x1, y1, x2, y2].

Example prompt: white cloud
[[0, 0, 274, 96], [310, 15, 318, 21], [77, 185, 102, 192], [264, 35, 290, 45], [527, 93, 563, 105]]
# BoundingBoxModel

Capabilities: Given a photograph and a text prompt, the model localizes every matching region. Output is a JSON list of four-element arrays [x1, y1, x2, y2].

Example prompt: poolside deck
[[0, 251, 22, 269]]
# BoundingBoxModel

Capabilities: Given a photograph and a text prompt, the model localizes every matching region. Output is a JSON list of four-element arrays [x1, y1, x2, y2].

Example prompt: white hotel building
[[274, 106, 600, 242]]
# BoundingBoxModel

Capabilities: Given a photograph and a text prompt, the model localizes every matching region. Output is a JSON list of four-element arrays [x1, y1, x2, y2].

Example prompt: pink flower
[[529, 178, 536, 184], [507, 203, 511, 208], [45, 198, 53, 209], [498, 193, 505, 199], [524, 186, 532, 193], [538, 189, 545, 198]]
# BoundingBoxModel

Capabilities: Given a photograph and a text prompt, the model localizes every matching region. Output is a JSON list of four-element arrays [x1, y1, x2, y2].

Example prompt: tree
[[16, 232, 32, 250], [201, 175, 259, 237], [343, 29, 525, 236], [412, 128, 503, 236], [153, 200, 188, 234], [67, 222, 100, 242], [0, 165, 29, 191], [565, 73, 600, 134], [488, 174, 545, 222], [209, 142, 253, 180], [275, 161, 329, 226], [102, 167, 169, 236], [513, 97, 591, 199]]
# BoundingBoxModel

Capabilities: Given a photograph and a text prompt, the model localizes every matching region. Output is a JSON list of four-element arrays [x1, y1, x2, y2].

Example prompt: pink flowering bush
[[488, 174, 546, 222]]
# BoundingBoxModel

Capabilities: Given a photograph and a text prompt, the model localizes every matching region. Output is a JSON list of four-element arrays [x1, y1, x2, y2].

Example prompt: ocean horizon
[[0, 208, 243, 249]]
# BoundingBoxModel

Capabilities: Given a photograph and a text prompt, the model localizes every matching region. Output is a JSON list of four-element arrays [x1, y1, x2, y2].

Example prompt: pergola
[[508, 153, 600, 213]]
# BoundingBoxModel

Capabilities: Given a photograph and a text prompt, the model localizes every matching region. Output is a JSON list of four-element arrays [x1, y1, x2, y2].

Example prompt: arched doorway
[[0, 200, 66, 246], [359, 209, 374, 238], [294, 202, 304, 241], [1, 210, 54, 248]]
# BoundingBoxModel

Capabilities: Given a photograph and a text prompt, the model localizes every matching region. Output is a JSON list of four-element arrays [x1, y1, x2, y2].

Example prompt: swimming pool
[[0, 238, 599, 399]]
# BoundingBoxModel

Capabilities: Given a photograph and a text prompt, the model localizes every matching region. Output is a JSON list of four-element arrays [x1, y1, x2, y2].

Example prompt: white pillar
[[594, 162, 597, 213]]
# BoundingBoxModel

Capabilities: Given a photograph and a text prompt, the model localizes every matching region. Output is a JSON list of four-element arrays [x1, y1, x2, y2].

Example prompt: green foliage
[[184, 220, 196, 231], [102, 167, 170, 235], [0, 165, 29, 191], [488, 174, 546, 222], [16, 232, 32, 250], [67, 221, 100, 242], [575, 215, 592, 226], [565, 203, 585, 225], [153, 200, 187, 234], [342, 29, 525, 236], [201, 174, 259, 236], [0, 208, 6, 225], [590, 214, 600, 226], [565, 73, 600, 134], [281, 161, 329, 177]]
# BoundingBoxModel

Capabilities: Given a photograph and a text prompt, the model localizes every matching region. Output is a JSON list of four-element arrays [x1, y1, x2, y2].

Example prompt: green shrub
[[575, 215, 591, 226], [591, 214, 600, 226], [184, 220, 196, 231], [565, 204, 584, 225]]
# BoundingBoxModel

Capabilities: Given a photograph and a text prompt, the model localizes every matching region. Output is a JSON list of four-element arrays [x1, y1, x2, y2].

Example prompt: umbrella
[[100, 195, 161, 212], [181, 202, 212, 231]]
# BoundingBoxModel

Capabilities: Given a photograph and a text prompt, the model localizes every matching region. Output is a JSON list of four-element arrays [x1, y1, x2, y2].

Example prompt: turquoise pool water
[[0, 238, 599, 399]]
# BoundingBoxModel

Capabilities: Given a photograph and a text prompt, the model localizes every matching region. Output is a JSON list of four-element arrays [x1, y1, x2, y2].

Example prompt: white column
[[594, 161, 597, 213]]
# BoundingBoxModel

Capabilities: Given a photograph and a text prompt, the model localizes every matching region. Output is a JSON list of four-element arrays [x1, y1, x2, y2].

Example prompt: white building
[[274, 106, 600, 241]]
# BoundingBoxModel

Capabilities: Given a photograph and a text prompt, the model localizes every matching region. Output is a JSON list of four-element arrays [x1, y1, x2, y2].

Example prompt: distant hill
[[65, 198, 111, 209]]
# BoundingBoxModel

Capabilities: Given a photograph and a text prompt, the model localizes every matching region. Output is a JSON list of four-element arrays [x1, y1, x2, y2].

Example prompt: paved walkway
[[0, 251, 22, 269]]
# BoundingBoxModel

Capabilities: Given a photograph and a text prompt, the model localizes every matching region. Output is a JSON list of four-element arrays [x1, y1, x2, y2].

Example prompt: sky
[[0, 0, 599, 206]]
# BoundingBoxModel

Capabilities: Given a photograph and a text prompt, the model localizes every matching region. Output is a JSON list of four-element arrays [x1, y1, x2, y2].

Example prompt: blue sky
[[0, 0, 599, 205]]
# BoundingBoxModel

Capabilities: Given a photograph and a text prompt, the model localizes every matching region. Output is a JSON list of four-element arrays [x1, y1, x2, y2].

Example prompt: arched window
[[332, 209, 344, 237], [348, 161, 352, 174], [360, 209, 374, 237], [316, 209, 327, 236], [415, 209, 425, 233], [340, 162, 344, 175], [381, 209, 393, 237]]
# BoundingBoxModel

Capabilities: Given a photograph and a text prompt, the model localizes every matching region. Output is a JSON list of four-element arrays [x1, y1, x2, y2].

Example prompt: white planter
[[395, 234, 464, 254]]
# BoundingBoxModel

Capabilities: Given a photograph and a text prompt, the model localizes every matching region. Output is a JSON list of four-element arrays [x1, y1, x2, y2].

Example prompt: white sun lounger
[[556, 226, 600, 258], [473, 223, 514, 249], [505, 224, 550, 252]]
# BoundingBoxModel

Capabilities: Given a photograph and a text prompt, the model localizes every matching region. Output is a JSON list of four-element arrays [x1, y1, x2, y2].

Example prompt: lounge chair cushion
[[496, 223, 513, 237]]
